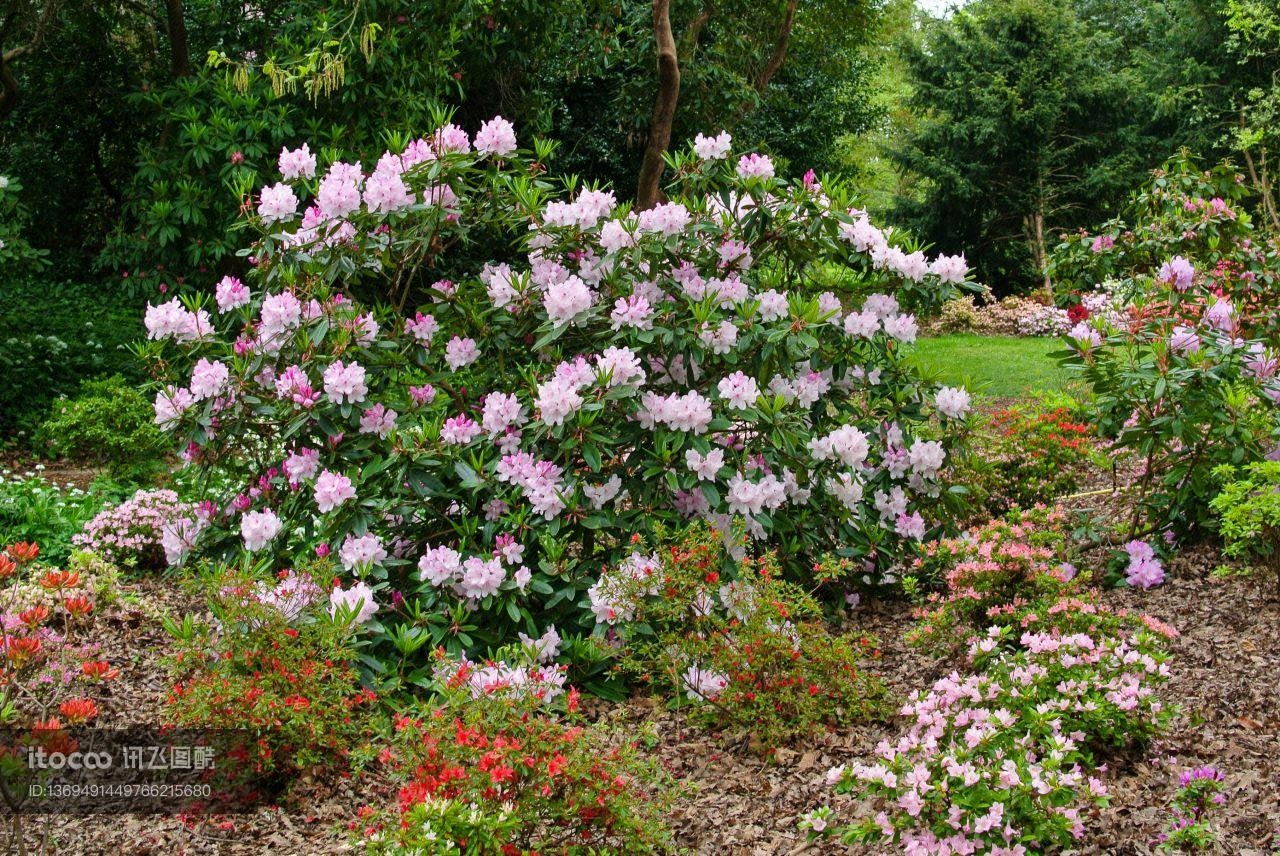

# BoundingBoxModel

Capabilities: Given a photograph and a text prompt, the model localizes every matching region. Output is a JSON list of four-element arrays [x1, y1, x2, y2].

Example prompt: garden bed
[[13, 546, 1278, 855]]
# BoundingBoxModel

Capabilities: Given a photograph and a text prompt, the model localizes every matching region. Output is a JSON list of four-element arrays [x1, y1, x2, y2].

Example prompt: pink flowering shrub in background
[[73, 489, 194, 571], [1052, 156, 1280, 539], [138, 121, 975, 682]]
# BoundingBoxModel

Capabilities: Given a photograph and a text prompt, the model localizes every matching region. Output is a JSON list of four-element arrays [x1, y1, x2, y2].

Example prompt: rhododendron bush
[[1052, 156, 1280, 538], [140, 120, 975, 672]]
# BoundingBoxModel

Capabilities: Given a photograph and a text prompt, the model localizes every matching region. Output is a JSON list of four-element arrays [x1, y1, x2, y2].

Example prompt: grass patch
[[908, 334, 1073, 398]]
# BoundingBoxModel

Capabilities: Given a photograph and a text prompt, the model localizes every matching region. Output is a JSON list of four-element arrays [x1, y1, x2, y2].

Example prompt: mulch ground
[[4, 462, 1279, 854]]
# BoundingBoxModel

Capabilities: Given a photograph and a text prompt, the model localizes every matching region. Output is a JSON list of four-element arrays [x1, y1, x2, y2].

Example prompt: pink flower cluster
[[74, 489, 194, 567], [829, 615, 1171, 853], [432, 652, 568, 704], [1123, 540, 1165, 589]]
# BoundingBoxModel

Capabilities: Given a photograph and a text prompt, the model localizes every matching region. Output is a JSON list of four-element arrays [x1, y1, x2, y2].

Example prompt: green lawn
[[908, 335, 1073, 398]]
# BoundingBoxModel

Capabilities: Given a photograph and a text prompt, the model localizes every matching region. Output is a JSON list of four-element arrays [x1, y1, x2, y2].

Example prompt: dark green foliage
[[891, 0, 1171, 294], [0, 279, 146, 434], [35, 375, 168, 481]]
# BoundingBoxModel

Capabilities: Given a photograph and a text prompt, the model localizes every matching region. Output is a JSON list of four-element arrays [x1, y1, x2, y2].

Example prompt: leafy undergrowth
[[1, 546, 1275, 856]]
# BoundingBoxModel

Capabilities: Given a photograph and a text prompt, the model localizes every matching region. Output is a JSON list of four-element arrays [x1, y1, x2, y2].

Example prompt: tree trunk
[[165, 0, 189, 77], [754, 0, 798, 91], [1025, 208, 1050, 291], [636, 0, 680, 210], [0, 55, 18, 120]]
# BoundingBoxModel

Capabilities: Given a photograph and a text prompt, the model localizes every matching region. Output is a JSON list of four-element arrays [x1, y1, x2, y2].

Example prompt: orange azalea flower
[[0, 555, 15, 579], [18, 605, 50, 628], [3, 636, 42, 669], [6, 542, 40, 563], [81, 661, 121, 681], [58, 698, 99, 724], [38, 570, 80, 591], [62, 596, 94, 618]]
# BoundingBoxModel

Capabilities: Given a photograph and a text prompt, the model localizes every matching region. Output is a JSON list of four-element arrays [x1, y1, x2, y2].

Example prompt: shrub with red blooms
[[0, 543, 121, 830], [607, 523, 888, 748], [958, 397, 1096, 519], [164, 562, 381, 782], [0, 543, 117, 728], [351, 677, 676, 855]]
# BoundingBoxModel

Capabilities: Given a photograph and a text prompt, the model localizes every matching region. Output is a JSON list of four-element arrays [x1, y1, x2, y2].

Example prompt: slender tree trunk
[[0, 56, 18, 119], [636, 0, 680, 210], [755, 0, 798, 91], [165, 0, 189, 77], [1025, 209, 1050, 291]]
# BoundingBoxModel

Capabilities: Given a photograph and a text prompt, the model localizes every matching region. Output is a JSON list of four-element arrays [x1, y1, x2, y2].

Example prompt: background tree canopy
[[0, 0, 1277, 428]]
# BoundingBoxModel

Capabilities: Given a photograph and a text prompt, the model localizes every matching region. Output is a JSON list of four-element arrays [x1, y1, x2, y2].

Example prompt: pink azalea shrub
[[823, 614, 1173, 854], [908, 505, 1082, 655], [73, 489, 194, 570], [140, 122, 975, 669]]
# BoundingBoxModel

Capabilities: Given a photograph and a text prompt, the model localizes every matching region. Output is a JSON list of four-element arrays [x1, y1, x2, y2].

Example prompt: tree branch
[[754, 0, 798, 92], [679, 3, 713, 64], [165, 0, 189, 77], [636, 0, 680, 210], [0, 0, 63, 119]]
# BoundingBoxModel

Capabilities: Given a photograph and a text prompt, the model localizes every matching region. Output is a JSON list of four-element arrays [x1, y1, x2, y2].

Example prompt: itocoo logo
[[26, 747, 113, 770]]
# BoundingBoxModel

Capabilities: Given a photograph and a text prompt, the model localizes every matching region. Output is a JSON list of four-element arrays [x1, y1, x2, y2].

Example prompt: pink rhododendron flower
[[240, 508, 283, 552], [884, 313, 919, 343], [1157, 255, 1195, 291], [543, 275, 594, 324], [682, 663, 729, 701], [636, 202, 690, 236], [214, 276, 250, 312], [323, 360, 368, 404], [329, 581, 378, 624], [339, 532, 387, 573], [1203, 298, 1235, 332], [583, 475, 623, 508], [474, 116, 517, 156], [444, 336, 481, 370], [459, 556, 506, 598], [1124, 540, 1164, 589], [258, 182, 299, 224], [359, 403, 398, 438], [685, 448, 725, 481], [189, 358, 229, 401], [153, 385, 195, 428], [313, 470, 355, 513], [1067, 321, 1103, 350], [609, 294, 653, 330], [418, 545, 463, 586], [693, 130, 732, 160], [283, 448, 320, 483], [316, 162, 363, 219], [440, 414, 482, 445], [935, 386, 972, 419], [404, 311, 439, 344], [930, 254, 969, 284], [278, 143, 317, 180], [736, 152, 775, 180], [1170, 325, 1201, 355]]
